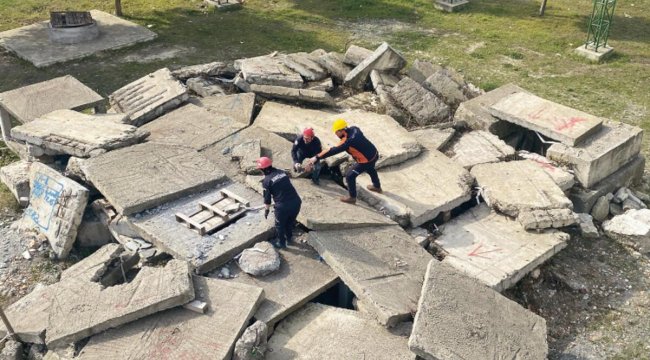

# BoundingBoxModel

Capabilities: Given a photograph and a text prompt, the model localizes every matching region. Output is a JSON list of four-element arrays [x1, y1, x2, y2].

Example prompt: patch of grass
[[612, 342, 650, 360]]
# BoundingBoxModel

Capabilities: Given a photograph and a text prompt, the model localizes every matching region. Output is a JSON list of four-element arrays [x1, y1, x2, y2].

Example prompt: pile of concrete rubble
[[0, 42, 646, 359]]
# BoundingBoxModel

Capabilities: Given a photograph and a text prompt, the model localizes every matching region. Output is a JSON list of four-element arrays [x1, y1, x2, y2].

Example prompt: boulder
[[238, 242, 281, 277]]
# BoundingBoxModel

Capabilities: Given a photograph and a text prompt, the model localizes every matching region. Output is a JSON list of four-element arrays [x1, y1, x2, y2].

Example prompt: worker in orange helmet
[[291, 127, 323, 185], [257, 156, 302, 248]]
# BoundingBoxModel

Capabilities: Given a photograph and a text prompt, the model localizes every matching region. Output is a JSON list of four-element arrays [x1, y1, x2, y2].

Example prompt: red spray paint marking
[[467, 243, 502, 259], [533, 159, 556, 172], [528, 108, 545, 120], [555, 117, 587, 131]]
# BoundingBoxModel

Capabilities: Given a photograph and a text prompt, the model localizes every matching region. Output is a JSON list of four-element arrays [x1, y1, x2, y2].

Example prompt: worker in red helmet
[[291, 127, 323, 185], [257, 156, 302, 249]]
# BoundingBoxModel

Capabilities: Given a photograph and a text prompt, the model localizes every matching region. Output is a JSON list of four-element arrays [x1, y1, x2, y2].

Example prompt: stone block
[[192, 93, 256, 125], [409, 260, 548, 359], [576, 213, 599, 238], [375, 85, 410, 124], [357, 150, 473, 227], [490, 91, 603, 146], [141, 103, 245, 151], [344, 42, 406, 89], [109, 68, 189, 127], [315, 51, 352, 84], [23, 163, 89, 259], [409, 127, 455, 151], [308, 226, 432, 326], [448, 130, 515, 169], [547, 120, 643, 188], [517, 208, 576, 230], [343, 45, 373, 66], [575, 44, 614, 62], [268, 303, 413, 359], [0, 160, 31, 206], [603, 209, 650, 253], [11, 109, 148, 158], [281, 52, 329, 81], [390, 77, 450, 126], [248, 84, 334, 105], [238, 54, 304, 88]]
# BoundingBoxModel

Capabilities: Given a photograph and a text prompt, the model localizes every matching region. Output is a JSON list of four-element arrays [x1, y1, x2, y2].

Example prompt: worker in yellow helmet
[[308, 119, 382, 204]]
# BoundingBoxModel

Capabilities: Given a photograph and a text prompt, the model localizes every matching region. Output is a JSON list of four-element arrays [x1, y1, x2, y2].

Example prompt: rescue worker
[[258, 156, 302, 248], [291, 127, 323, 185], [308, 119, 382, 204]]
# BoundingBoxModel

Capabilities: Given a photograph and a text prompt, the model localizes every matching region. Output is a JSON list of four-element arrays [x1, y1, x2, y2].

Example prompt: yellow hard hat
[[332, 118, 348, 133]]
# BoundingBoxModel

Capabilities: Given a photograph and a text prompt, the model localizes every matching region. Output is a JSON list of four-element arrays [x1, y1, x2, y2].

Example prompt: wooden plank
[[220, 189, 250, 206], [203, 209, 247, 234], [199, 201, 229, 218], [175, 212, 207, 235]]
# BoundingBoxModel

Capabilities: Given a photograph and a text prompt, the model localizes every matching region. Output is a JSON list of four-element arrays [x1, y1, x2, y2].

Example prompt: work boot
[[340, 196, 356, 204], [366, 185, 383, 194]]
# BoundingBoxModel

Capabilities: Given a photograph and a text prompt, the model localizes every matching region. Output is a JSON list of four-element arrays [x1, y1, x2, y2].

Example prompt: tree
[[539, 0, 548, 16], [115, 0, 123, 16]]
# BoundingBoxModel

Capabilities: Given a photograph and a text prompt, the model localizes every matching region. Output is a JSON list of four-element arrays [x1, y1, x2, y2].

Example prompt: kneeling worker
[[258, 156, 302, 248], [308, 119, 382, 204], [291, 127, 323, 185]]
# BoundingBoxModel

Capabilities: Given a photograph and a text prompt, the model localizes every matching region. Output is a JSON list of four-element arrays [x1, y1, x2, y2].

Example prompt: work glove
[[293, 163, 302, 172], [264, 208, 270, 219]]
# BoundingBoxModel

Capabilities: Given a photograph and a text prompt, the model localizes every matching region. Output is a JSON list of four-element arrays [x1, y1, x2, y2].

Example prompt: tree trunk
[[539, 0, 548, 16], [115, 0, 123, 17]]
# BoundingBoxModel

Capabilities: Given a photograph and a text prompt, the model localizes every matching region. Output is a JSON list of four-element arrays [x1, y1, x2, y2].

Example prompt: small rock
[[531, 268, 541, 279], [183, 300, 208, 314], [610, 202, 624, 216], [237, 242, 281, 277], [613, 187, 630, 203], [233, 321, 268, 360], [576, 213, 599, 238], [591, 196, 610, 221], [219, 267, 231, 278], [22, 250, 32, 260]]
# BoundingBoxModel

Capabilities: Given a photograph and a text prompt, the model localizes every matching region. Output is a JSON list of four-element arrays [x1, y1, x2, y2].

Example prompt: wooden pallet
[[175, 189, 251, 235]]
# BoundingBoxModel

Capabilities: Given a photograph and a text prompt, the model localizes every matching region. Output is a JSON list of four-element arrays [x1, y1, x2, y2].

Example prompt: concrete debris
[[390, 77, 450, 126], [186, 76, 227, 97], [490, 91, 603, 146], [343, 45, 373, 66], [576, 213, 599, 238], [0, 339, 22, 360], [613, 187, 631, 203], [447, 130, 515, 169], [281, 52, 329, 81], [184, 299, 208, 313], [370, 69, 400, 90], [344, 42, 406, 89], [591, 195, 611, 222], [84, 142, 227, 215], [408, 227, 431, 248], [233, 321, 268, 360], [76, 210, 113, 247], [109, 68, 189, 127], [610, 202, 624, 216], [603, 209, 650, 253], [238, 241, 281, 277], [248, 84, 335, 105], [435, 204, 569, 291], [171, 61, 234, 80], [422, 69, 467, 106], [315, 51, 352, 84], [11, 109, 148, 158], [305, 77, 334, 92], [0, 160, 31, 206], [623, 195, 646, 211], [410, 127, 455, 151], [547, 121, 643, 188], [308, 226, 432, 326], [517, 208, 577, 230], [231, 139, 262, 174], [267, 303, 414, 360], [518, 150, 575, 191], [191, 93, 256, 125], [141, 103, 245, 151], [434, 0, 470, 12], [237, 54, 304, 88], [409, 260, 548, 360]]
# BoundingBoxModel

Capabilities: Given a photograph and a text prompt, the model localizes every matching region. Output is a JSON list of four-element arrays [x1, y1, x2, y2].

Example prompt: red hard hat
[[303, 127, 315, 138], [256, 156, 272, 169]]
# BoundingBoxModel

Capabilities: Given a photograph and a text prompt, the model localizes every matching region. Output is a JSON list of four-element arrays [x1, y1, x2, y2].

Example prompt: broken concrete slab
[[409, 260, 548, 360], [547, 120, 643, 188], [61, 243, 124, 281], [0, 10, 156, 68], [315, 51, 352, 84], [233, 321, 268, 360], [471, 160, 573, 217], [423, 71, 467, 105], [78, 276, 262, 360], [281, 52, 329, 81], [109, 68, 189, 127], [268, 303, 413, 360], [76, 210, 114, 248], [308, 226, 432, 326], [0, 160, 31, 206], [370, 70, 400, 90], [192, 93, 256, 125], [238, 241, 281, 277], [231, 139, 261, 174], [390, 77, 450, 126], [447, 130, 515, 169], [517, 208, 576, 230], [248, 84, 334, 105], [577, 213, 599, 238], [293, 179, 395, 230], [228, 243, 339, 327], [254, 102, 422, 169], [237, 54, 304, 88], [408, 60, 443, 85], [357, 150, 473, 227], [186, 77, 227, 97], [0, 339, 22, 360], [375, 85, 410, 125], [11, 110, 148, 158], [129, 181, 274, 274], [46, 259, 194, 348], [518, 150, 575, 191], [171, 61, 234, 81], [343, 45, 373, 66], [452, 83, 527, 138], [603, 209, 650, 253], [84, 143, 226, 215], [409, 127, 455, 151], [344, 42, 406, 89], [306, 77, 334, 92], [140, 103, 245, 150], [23, 163, 89, 259], [435, 204, 569, 291], [490, 91, 603, 146]]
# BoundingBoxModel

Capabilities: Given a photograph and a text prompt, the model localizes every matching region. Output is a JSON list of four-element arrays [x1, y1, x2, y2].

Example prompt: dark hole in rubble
[[311, 282, 355, 310], [500, 123, 551, 156], [95, 252, 141, 287]]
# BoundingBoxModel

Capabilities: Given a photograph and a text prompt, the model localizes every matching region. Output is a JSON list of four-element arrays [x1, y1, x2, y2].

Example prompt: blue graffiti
[[26, 172, 64, 231]]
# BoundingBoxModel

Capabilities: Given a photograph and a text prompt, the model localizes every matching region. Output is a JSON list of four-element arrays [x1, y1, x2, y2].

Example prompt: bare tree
[[539, 0, 548, 16], [115, 0, 123, 16]]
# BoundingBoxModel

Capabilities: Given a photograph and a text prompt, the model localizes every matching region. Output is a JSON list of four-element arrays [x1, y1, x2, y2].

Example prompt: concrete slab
[[231, 139, 261, 174], [471, 160, 573, 217], [0, 10, 156, 68], [490, 91, 603, 146], [390, 77, 450, 126], [23, 163, 89, 259], [192, 93, 256, 125], [254, 102, 422, 169], [517, 208, 577, 230], [547, 120, 643, 188], [357, 150, 473, 227], [447, 130, 515, 169], [434, 0, 470, 12], [84, 143, 225, 215], [0, 160, 31, 206], [140, 103, 245, 151], [281, 52, 329, 81], [409, 260, 548, 359], [452, 83, 527, 138], [109, 68, 189, 126], [409, 127, 455, 151], [316, 51, 352, 83], [248, 84, 334, 105], [45, 259, 194, 348], [227, 243, 339, 327], [518, 150, 575, 191], [129, 182, 274, 274], [370, 70, 400, 90], [78, 276, 263, 360], [422, 71, 467, 105], [435, 204, 569, 291], [575, 44, 614, 62], [171, 61, 233, 81], [344, 42, 406, 89], [343, 45, 373, 66], [308, 226, 432, 326], [268, 303, 413, 359], [11, 110, 148, 158], [603, 209, 650, 253], [60, 243, 124, 281], [237, 54, 304, 88], [293, 179, 395, 230]]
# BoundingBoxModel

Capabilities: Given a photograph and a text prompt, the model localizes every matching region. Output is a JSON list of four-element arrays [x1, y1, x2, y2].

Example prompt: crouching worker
[[308, 119, 382, 205], [291, 127, 323, 185], [258, 156, 302, 249]]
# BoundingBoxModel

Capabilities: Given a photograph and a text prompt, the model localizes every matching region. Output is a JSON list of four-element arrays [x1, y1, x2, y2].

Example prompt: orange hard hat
[[256, 156, 272, 169]]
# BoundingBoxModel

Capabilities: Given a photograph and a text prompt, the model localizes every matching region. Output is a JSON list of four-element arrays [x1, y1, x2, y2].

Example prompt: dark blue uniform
[[292, 135, 323, 185], [262, 167, 302, 247]]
